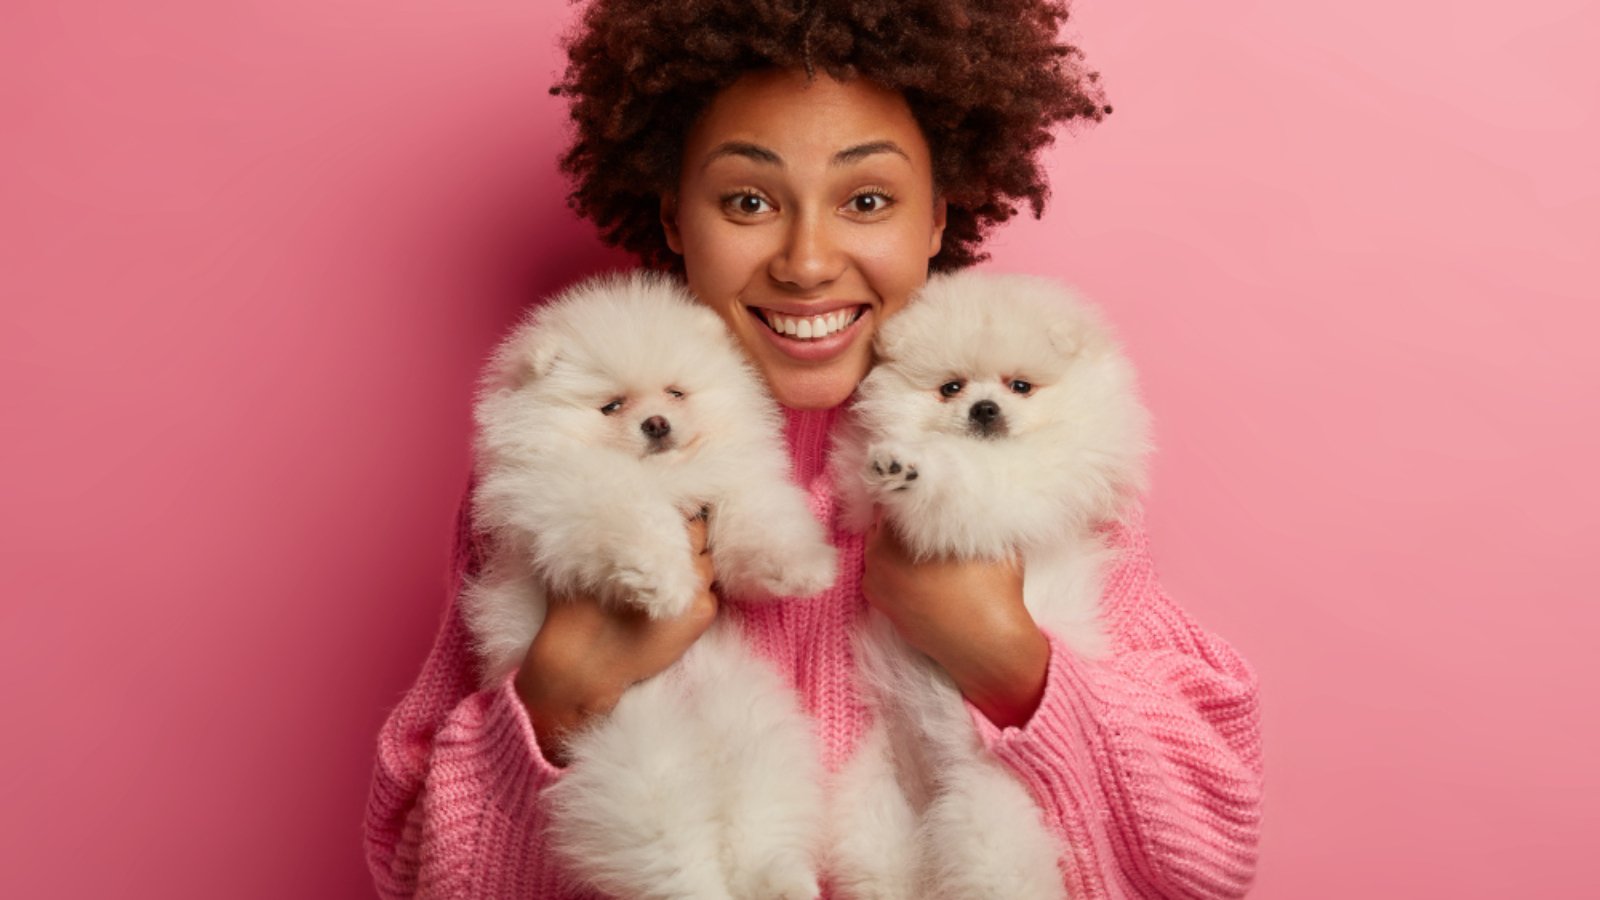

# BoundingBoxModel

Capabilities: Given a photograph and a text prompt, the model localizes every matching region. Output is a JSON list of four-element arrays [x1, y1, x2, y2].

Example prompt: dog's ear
[[1045, 314, 1085, 360], [490, 320, 562, 390], [686, 302, 736, 347], [872, 318, 904, 366]]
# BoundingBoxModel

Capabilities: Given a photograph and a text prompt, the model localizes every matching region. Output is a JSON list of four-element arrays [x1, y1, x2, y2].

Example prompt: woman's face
[[662, 69, 947, 410]]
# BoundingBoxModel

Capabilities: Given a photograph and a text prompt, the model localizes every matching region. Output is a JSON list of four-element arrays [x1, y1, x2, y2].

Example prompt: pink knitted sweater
[[364, 406, 1263, 898]]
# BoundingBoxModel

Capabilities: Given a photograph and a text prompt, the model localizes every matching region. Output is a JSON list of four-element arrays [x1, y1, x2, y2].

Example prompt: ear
[[872, 318, 902, 365], [660, 193, 683, 255], [927, 196, 947, 259], [1046, 315, 1084, 359], [684, 298, 736, 346], [493, 319, 563, 390]]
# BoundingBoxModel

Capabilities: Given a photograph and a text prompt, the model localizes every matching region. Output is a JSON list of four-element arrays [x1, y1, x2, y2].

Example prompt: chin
[[767, 368, 862, 409], [757, 346, 874, 410]]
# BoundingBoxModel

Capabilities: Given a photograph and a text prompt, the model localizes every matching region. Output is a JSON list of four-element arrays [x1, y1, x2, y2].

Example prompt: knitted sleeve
[[966, 514, 1264, 899], [363, 492, 579, 899]]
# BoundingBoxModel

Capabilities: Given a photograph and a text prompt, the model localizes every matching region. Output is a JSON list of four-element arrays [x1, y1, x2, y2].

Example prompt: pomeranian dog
[[463, 272, 838, 900], [828, 270, 1151, 900]]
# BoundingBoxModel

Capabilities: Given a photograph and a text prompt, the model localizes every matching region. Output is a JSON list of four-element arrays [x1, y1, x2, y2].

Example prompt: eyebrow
[[700, 140, 911, 170]]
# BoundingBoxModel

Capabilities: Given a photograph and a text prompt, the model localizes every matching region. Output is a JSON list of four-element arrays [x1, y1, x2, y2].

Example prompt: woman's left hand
[[861, 515, 1051, 728]]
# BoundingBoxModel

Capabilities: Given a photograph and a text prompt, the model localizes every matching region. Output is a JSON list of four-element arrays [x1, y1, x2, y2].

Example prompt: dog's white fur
[[463, 272, 837, 900], [828, 270, 1151, 899]]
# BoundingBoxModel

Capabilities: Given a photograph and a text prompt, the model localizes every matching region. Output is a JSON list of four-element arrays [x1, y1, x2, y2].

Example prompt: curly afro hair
[[552, 0, 1110, 273]]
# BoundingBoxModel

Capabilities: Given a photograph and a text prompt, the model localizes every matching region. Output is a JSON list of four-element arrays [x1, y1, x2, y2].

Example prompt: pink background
[[3, 1, 1595, 896]]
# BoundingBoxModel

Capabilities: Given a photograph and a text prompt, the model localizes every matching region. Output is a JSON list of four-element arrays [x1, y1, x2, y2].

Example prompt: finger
[[869, 508, 901, 554], [693, 543, 715, 584], [686, 513, 710, 556]]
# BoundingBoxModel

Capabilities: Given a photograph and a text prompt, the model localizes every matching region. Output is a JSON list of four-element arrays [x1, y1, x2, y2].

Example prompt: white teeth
[[763, 308, 857, 340]]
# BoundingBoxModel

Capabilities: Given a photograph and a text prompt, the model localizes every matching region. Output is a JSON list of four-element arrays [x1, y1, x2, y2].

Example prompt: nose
[[768, 210, 845, 291], [641, 416, 671, 440], [969, 400, 1000, 427]]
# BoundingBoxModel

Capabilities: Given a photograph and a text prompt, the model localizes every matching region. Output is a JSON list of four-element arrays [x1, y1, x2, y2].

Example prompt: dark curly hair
[[552, 0, 1109, 272]]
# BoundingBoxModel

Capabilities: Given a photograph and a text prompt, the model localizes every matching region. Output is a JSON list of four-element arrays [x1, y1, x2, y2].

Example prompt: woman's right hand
[[513, 514, 717, 766]]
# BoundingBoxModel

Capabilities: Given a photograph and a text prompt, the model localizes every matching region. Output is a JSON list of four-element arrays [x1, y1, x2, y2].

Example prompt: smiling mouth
[[751, 306, 867, 340]]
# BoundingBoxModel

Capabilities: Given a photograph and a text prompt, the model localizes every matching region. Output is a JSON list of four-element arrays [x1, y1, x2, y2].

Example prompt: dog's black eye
[[1009, 379, 1033, 395], [665, 388, 685, 399], [939, 380, 965, 398], [599, 399, 624, 415]]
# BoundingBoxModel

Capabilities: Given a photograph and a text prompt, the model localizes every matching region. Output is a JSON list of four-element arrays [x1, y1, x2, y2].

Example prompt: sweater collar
[[781, 403, 845, 485]]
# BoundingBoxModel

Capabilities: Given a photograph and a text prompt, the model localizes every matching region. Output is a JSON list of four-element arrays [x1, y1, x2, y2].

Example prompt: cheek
[[945, 402, 971, 433], [598, 418, 636, 452], [659, 398, 697, 431], [999, 394, 1026, 425], [921, 395, 960, 433], [680, 218, 765, 304], [858, 230, 934, 314]]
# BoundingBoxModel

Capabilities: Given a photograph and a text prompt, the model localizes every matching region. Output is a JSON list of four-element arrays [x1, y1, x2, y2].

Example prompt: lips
[[754, 306, 866, 340], [745, 303, 870, 362]]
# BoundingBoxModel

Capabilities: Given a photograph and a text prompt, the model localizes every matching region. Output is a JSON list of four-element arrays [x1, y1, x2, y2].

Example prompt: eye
[[845, 190, 894, 216], [1009, 379, 1033, 395], [722, 191, 773, 217], [599, 399, 624, 415], [939, 380, 965, 398], [665, 388, 685, 399]]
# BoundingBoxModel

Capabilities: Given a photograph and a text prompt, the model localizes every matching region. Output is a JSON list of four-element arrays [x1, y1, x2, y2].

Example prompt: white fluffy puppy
[[464, 271, 837, 900], [828, 270, 1150, 900]]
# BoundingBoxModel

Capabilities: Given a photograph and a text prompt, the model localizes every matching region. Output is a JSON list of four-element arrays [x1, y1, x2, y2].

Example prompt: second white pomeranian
[[464, 271, 838, 900], [828, 270, 1151, 900]]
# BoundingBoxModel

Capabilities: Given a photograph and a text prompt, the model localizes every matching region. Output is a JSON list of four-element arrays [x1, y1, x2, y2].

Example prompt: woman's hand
[[513, 514, 717, 766], [861, 516, 1050, 729]]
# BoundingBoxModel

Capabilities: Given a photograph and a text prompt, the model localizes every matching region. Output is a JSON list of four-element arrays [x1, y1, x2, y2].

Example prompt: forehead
[[684, 68, 932, 174]]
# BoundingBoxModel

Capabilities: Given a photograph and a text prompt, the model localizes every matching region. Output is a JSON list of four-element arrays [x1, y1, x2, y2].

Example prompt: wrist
[[515, 643, 626, 765], [950, 620, 1049, 729]]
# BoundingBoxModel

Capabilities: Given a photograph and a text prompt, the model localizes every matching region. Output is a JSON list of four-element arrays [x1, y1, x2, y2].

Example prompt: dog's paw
[[729, 858, 820, 900], [865, 444, 920, 496], [752, 540, 837, 599], [610, 545, 699, 619]]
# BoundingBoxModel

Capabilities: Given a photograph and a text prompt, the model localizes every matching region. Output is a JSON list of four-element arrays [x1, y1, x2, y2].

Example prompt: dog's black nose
[[969, 400, 1000, 426], [641, 416, 671, 440]]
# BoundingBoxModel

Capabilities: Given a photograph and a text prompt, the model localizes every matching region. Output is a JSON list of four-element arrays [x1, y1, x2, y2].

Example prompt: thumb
[[686, 509, 711, 556]]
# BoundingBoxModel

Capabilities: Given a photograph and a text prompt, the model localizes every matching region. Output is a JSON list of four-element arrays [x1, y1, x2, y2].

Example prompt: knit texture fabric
[[364, 406, 1264, 898]]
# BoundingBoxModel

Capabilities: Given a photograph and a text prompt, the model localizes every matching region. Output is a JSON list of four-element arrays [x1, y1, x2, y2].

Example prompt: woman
[[364, 1, 1263, 897]]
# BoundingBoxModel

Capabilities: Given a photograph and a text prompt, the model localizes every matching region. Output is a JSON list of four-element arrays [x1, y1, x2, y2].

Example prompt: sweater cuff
[[486, 670, 566, 788], [965, 629, 1091, 752], [962, 631, 1117, 896], [962, 629, 1109, 825]]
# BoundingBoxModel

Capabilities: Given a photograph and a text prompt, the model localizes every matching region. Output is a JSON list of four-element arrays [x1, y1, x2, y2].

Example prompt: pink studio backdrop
[[2, 1, 1595, 897]]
